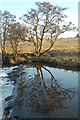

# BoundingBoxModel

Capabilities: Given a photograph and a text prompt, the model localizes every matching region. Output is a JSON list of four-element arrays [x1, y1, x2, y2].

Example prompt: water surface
[[0, 64, 78, 119]]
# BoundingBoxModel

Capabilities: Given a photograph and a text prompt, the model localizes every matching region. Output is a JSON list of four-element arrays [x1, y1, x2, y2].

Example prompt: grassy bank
[[32, 50, 79, 71], [1, 38, 80, 70]]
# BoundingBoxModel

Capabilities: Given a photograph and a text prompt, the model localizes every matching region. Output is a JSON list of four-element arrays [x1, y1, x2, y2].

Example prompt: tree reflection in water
[[2, 64, 78, 119]]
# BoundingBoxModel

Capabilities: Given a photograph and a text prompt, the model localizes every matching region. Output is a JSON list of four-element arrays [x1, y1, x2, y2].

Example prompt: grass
[[1, 37, 80, 70], [4, 38, 78, 54]]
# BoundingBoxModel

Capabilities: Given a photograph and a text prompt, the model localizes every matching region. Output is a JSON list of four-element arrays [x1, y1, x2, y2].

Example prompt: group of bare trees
[[0, 2, 76, 58], [1, 11, 16, 55], [0, 11, 28, 57]]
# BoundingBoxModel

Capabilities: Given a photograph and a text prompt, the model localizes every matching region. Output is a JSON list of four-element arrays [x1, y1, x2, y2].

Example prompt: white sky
[[0, 0, 79, 38]]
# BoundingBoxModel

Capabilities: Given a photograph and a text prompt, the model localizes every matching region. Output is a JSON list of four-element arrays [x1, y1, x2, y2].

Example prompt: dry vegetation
[[1, 37, 80, 70], [5, 38, 78, 54]]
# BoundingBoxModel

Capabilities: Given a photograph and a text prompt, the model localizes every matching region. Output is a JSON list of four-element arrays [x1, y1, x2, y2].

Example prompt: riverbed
[[0, 64, 79, 119]]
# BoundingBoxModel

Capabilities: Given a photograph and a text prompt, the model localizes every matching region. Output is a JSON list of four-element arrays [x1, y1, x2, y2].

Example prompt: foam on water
[[0, 66, 18, 119], [0, 66, 18, 74], [0, 66, 18, 85], [0, 72, 8, 78]]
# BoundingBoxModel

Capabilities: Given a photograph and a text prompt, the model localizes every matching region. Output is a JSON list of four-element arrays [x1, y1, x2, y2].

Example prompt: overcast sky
[[0, 0, 79, 38]]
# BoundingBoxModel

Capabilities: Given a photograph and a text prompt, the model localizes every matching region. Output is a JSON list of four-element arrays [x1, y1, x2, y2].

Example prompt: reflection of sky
[[42, 67, 78, 89], [24, 65, 78, 89], [0, 0, 79, 38], [15, 65, 78, 118], [0, 65, 78, 118], [23, 65, 78, 118]]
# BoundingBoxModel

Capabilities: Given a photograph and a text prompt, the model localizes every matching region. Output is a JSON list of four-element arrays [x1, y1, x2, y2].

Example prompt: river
[[0, 64, 79, 119]]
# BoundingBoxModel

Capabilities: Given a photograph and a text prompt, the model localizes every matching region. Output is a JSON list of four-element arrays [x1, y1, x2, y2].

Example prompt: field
[[20, 38, 79, 53], [1, 37, 80, 70], [5, 38, 79, 54]]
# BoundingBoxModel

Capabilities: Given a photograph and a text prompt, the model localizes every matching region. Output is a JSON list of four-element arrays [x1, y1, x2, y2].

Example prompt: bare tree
[[8, 22, 21, 55], [8, 22, 28, 56], [1, 11, 16, 55], [22, 2, 76, 56]]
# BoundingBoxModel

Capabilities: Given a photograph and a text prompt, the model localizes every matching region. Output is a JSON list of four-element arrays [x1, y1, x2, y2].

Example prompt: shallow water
[[0, 66, 18, 118], [0, 64, 79, 119]]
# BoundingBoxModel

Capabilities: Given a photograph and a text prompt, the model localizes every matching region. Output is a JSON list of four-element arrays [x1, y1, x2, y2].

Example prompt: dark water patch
[[5, 95, 13, 102]]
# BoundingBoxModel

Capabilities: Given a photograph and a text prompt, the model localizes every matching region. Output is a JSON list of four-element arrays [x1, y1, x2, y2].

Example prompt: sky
[[0, 0, 79, 38]]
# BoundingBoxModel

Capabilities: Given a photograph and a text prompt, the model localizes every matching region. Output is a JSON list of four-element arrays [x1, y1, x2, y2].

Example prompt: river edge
[[1, 53, 80, 71]]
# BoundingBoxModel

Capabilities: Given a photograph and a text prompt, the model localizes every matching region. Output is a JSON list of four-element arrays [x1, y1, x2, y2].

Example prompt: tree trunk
[[2, 31, 6, 55], [40, 38, 57, 56], [14, 43, 18, 56], [39, 30, 44, 55], [2, 40, 6, 55]]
